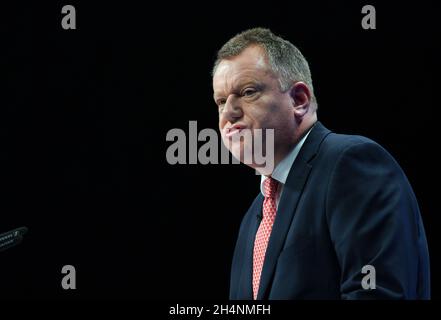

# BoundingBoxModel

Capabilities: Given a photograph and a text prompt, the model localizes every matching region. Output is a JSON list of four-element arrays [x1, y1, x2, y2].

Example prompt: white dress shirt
[[260, 128, 312, 209]]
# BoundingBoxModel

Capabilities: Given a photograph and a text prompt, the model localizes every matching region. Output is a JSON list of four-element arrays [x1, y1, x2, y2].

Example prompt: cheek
[[267, 98, 294, 125], [219, 116, 226, 130], [247, 96, 282, 123], [247, 103, 279, 128], [245, 104, 266, 125], [219, 118, 228, 141]]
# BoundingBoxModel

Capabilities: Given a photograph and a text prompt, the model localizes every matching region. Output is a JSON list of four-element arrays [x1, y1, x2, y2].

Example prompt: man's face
[[213, 45, 297, 168]]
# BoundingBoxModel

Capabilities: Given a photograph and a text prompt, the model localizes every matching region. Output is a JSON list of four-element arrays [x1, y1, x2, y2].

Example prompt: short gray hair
[[212, 28, 316, 104]]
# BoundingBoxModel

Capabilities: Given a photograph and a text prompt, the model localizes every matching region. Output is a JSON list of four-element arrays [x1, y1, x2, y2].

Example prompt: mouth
[[225, 124, 246, 138]]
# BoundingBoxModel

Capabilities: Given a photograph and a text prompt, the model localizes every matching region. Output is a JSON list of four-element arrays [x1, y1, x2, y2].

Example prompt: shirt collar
[[260, 127, 313, 196]]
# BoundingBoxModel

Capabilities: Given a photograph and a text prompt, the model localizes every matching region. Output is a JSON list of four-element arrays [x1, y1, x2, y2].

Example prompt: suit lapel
[[257, 121, 332, 299], [237, 195, 264, 299]]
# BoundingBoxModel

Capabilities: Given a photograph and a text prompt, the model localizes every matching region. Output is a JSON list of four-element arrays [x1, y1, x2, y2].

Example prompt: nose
[[221, 95, 243, 123]]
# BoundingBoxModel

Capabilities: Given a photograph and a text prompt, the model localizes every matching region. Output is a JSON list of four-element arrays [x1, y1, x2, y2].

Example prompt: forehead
[[213, 46, 275, 95]]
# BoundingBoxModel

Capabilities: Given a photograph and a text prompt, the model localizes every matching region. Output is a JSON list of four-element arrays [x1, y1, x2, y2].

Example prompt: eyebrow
[[213, 80, 262, 100]]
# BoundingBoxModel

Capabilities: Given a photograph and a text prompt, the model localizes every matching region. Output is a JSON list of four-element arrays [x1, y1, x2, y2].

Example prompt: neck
[[261, 120, 317, 176]]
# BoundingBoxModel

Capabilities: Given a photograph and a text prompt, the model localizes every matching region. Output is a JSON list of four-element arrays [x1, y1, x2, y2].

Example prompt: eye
[[217, 99, 226, 107], [242, 88, 257, 96], [217, 99, 226, 113]]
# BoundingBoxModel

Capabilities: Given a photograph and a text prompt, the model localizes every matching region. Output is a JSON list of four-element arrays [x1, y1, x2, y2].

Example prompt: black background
[[1, 0, 440, 300]]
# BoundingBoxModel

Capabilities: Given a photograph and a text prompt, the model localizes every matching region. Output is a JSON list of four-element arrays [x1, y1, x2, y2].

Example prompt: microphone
[[0, 227, 28, 253]]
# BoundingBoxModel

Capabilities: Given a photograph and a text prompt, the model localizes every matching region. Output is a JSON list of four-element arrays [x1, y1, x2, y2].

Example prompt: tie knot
[[263, 177, 278, 199]]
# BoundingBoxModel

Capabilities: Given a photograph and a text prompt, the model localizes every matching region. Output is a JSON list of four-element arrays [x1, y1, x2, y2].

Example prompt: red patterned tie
[[253, 177, 278, 300]]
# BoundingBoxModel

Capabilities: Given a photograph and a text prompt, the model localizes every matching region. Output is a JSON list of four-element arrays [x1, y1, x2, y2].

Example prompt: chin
[[228, 142, 242, 162], [234, 142, 255, 165]]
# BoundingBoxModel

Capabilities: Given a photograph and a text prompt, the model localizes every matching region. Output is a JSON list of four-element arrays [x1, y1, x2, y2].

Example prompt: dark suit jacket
[[229, 122, 430, 299]]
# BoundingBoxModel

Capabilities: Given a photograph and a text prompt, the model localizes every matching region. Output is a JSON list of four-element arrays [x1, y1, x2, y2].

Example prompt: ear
[[289, 82, 312, 119]]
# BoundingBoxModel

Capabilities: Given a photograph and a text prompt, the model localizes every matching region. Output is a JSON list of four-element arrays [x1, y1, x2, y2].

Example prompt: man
[[212, 28, 430, 299]]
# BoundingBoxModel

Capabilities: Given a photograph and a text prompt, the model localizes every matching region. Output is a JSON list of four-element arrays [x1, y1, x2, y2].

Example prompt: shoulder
[[320, 131, 410, 196], [306, 128, 407, 189], [322, 131, 380, 155], [317, 131, 398, 167]]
